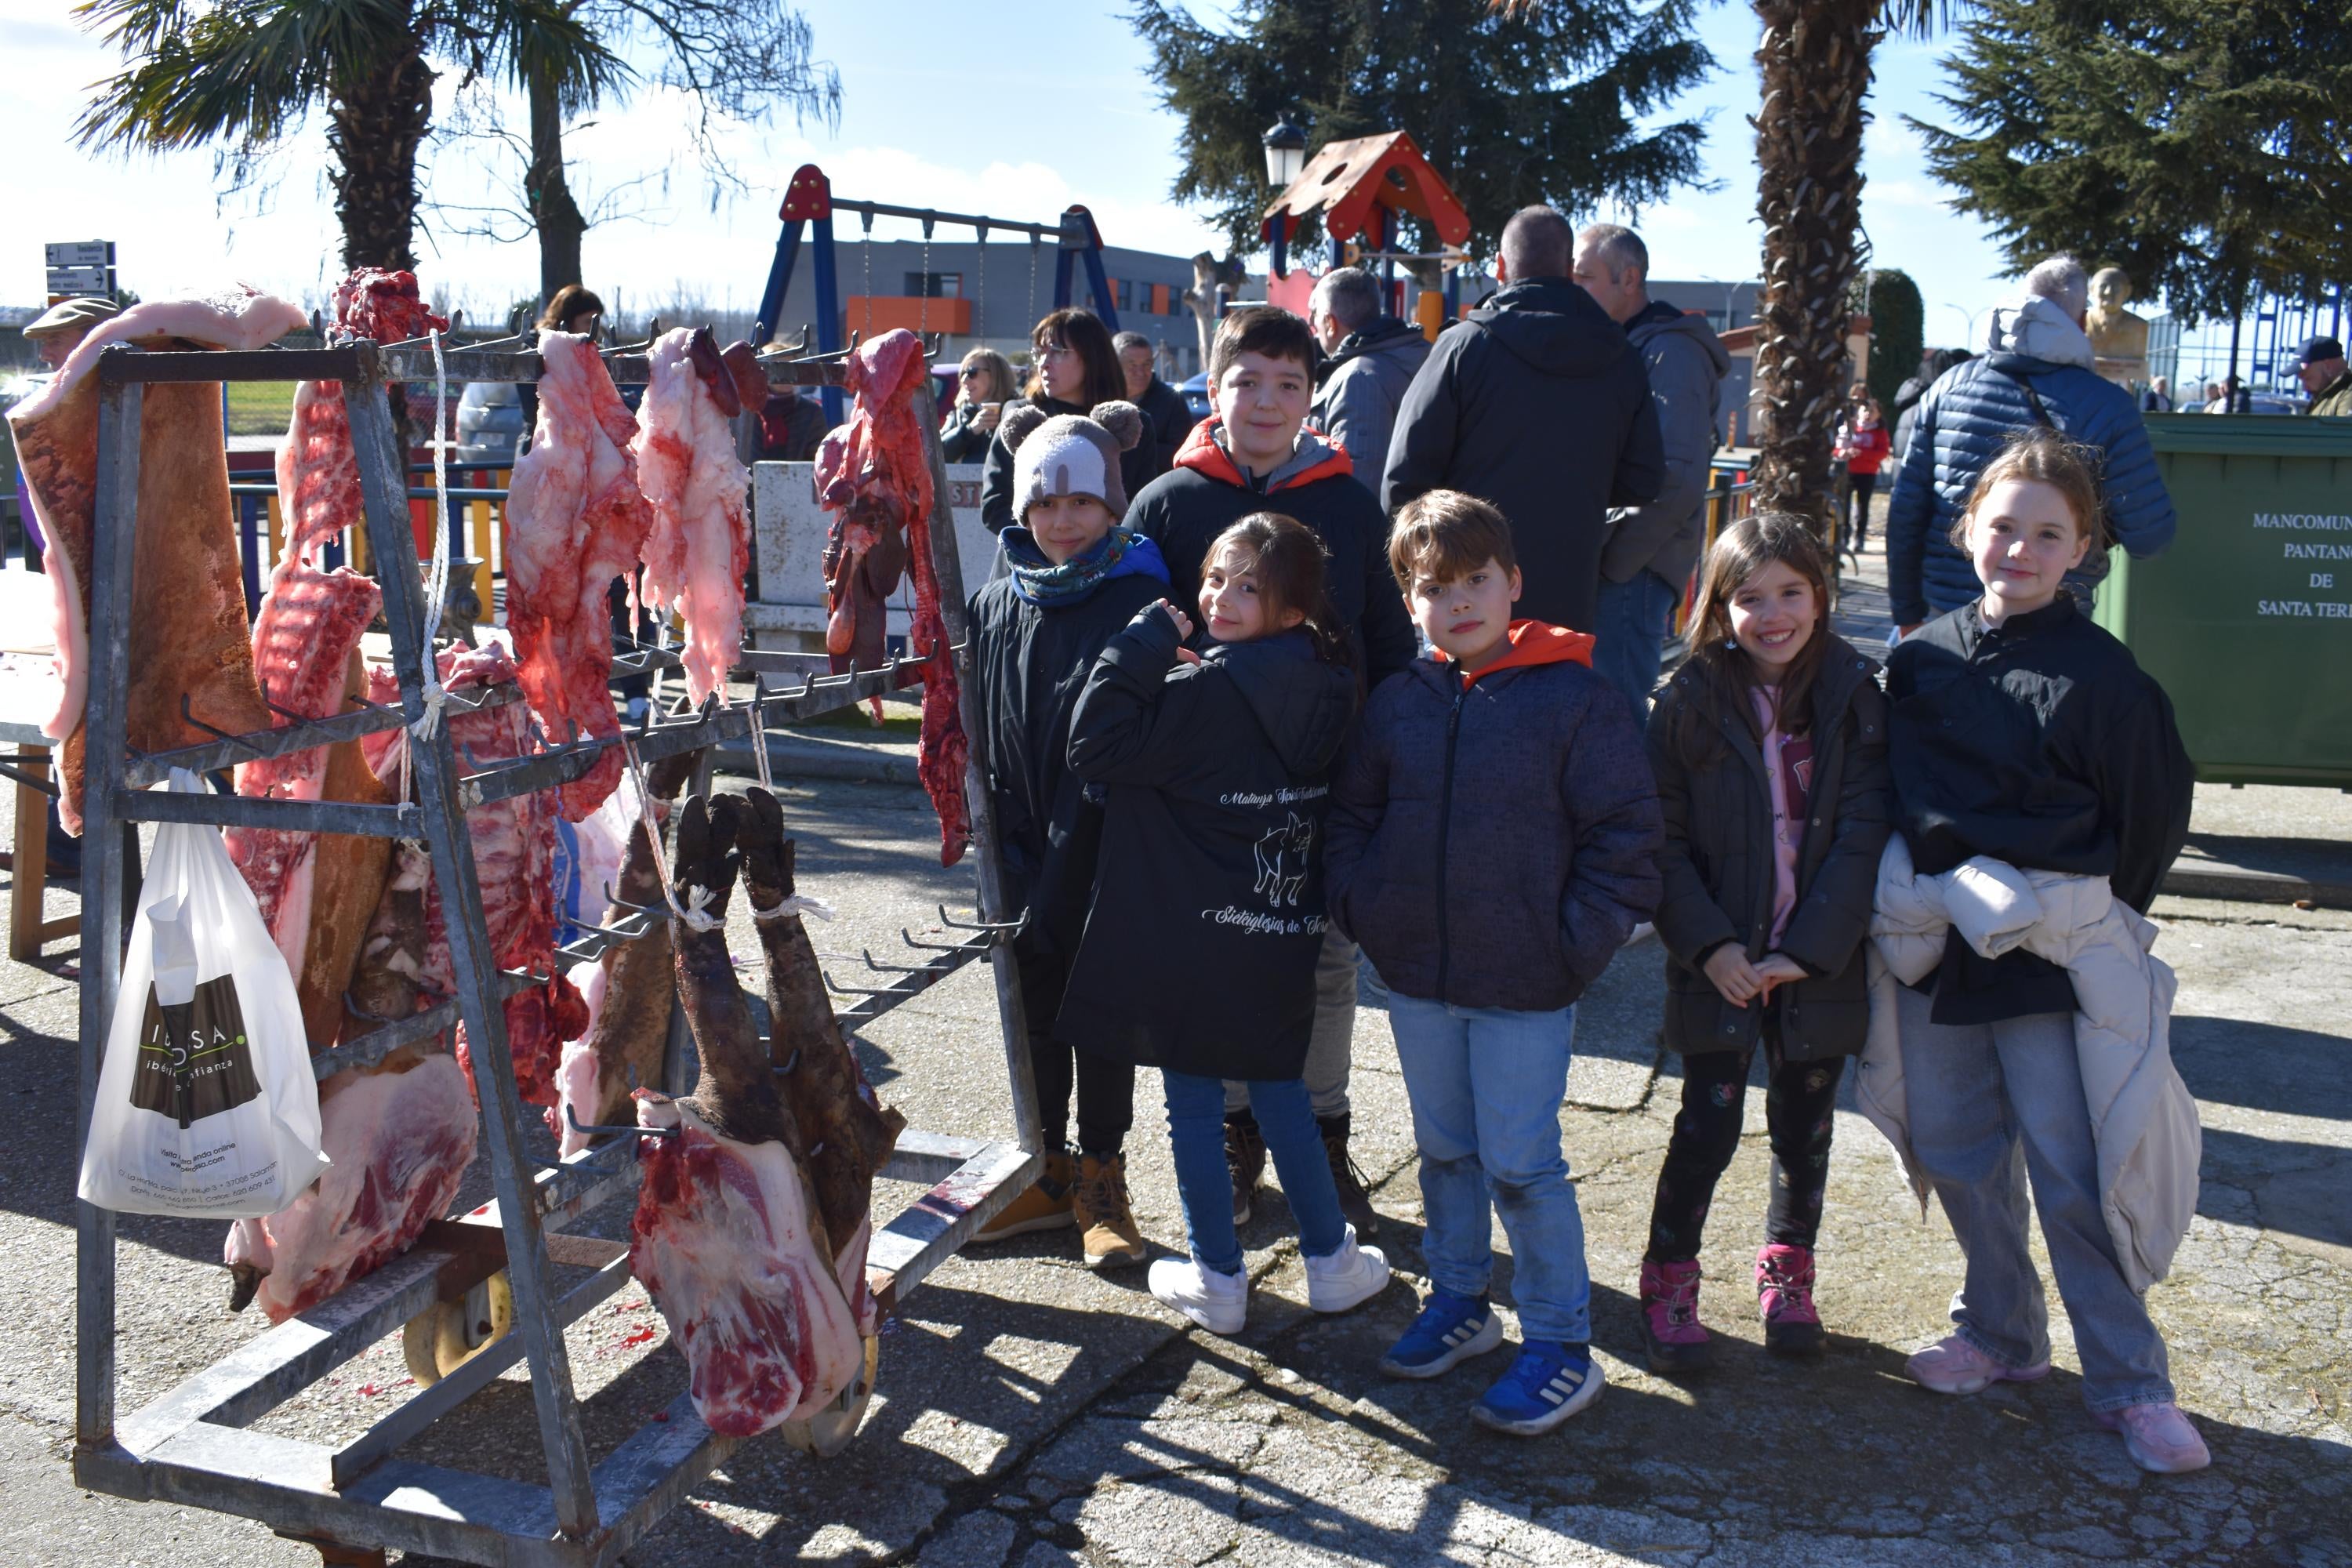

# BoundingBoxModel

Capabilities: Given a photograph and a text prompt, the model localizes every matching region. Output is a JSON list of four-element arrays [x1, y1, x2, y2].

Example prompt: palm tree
[[74, 0, 624, 274], [1496, 0, 1952, 535]]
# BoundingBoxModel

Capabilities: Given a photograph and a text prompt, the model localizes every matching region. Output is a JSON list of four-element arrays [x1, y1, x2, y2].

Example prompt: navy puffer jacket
[[1884, 352, 2176, 626], [1324, 626, 1663, 1012]]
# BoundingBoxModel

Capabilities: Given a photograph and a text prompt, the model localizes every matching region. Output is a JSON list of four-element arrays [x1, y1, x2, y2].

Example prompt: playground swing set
[[752, 163, 1124, 421]]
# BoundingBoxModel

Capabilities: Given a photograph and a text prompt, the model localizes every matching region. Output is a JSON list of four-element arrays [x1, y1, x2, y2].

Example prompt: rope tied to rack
[[619, 728, 720, 933], [742, 682, 835, 924], [409, 328, 457, 742]]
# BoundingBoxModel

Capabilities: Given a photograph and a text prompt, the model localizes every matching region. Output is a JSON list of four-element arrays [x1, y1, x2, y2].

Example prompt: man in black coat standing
[[1117, 331, 1200, 478], [1383, 205, 1665, 635]]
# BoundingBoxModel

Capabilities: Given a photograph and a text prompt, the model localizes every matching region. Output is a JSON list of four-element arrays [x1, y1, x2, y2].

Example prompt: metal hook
[[860, 948, 930, 975], [938, 903, 1025, 934], [564, 1103, 681, 1141], [603, 881, 667, 917], [771, 1046, 803, 1077], [180, 694, 266, 755], [821, 970, 900, 998]]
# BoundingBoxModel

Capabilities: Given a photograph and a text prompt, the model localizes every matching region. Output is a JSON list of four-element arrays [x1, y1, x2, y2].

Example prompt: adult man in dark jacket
[[1384, 205, 1665, 636], [1116, 331, 1199, 476], [1572, 223, 1729, 716], [2299, 336, 2352, 417], [1308, 266, 1430, 498], [1886, 256, 2176, 632]]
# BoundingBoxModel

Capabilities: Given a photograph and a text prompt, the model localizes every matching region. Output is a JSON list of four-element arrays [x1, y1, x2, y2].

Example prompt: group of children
[[962, 303, 2208, 1472]]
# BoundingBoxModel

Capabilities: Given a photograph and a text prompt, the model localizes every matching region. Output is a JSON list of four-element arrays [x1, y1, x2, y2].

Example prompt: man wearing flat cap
[[23, 296, 122, 369], [2299, 336, 2350, 417]]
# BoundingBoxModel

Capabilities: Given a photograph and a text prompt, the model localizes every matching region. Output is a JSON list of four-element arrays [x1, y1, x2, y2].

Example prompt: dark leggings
[[1017, 936, 1134, 1157], [1844, 471, 1878, 549], [1646, 1016, 1844, 1263]]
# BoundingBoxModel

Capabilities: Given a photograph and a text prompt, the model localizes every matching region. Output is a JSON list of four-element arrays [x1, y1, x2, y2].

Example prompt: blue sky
[[3, 0, 2021, 343]]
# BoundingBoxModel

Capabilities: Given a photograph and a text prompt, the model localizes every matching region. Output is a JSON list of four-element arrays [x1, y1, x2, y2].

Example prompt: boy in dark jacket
[[964, 398, 1167, 1269], [1326, 491, 1663, 1436], [1125, 304, 1419, 1235]]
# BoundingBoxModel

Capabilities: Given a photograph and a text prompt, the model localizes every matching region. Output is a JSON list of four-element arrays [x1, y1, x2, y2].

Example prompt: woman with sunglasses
[[981, 309, 1145, 534], [942, 347, 1021, 463]]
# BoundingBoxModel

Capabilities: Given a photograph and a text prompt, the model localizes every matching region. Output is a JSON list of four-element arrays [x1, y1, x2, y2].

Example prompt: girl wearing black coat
[[1062, 514, 1388, 1335], [1640, 514, 1890, 1373]]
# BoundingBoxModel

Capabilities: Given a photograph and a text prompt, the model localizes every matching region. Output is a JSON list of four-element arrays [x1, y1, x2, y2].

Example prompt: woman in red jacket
[[1838, 397, 1893, 561]]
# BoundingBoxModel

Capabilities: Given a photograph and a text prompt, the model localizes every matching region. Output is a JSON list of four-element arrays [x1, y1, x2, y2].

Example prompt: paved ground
[[2, 533, 2347, 1566]]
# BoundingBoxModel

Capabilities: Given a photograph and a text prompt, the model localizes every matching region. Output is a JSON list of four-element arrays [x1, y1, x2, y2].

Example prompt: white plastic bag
[[78, 771, 329, 1218]]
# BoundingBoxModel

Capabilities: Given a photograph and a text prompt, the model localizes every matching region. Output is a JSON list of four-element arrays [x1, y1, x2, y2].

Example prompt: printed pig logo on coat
[[1253, 813, 1313, 909]]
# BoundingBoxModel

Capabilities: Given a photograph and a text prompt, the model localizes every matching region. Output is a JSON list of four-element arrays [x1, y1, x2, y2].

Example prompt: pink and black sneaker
[[1638, 1258, 1712, 1373], [1756, 1243, 1826, 1356]]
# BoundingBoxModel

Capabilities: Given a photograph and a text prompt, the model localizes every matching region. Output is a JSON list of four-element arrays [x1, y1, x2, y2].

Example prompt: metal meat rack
[[71, 338, 1047, 1565]]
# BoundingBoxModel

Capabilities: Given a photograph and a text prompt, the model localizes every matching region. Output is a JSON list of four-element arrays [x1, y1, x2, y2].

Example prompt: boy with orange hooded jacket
[[1323, 489, 1662, 1436]]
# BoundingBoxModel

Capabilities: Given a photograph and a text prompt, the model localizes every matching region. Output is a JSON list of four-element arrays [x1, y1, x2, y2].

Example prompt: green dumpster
[[2096, 415, 2352, 787]]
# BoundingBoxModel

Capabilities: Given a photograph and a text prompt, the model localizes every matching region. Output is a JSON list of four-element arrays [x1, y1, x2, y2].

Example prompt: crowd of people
[[942, 204, 2223, 1473]]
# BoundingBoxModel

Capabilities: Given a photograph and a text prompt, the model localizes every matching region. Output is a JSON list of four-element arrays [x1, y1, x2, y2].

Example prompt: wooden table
[[0, 572, 77, 960]]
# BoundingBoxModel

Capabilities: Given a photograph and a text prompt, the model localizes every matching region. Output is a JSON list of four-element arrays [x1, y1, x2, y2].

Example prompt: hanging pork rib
[[4, 285, 303, 833]]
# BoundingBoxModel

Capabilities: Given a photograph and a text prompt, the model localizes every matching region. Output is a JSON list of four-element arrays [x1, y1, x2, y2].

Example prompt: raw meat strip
[[278, 268, 447, 567], [812, 329, 969, 863], [5, 285, 299, 832], [232, 1049, 479, 1323], [629, 1097, 862, 1434], [506, 332, 654, 819], [225, 562, 390, 1047], [739, 786, 902, 1295], [629, 795, 862, 1434], [631, 328, 750, 706], [367, 645, 583, 1110]]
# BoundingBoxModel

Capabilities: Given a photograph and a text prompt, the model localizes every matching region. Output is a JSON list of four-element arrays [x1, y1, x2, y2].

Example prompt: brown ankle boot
[[1225, 1110, 1267, 1226], [975, 1149, 1075, 1243], [1318, 1112, 1378, 1238], [1073, 1152, 1148, 1270]]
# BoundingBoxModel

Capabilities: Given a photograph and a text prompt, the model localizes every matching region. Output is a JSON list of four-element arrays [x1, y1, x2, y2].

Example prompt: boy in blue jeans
[[1325, 490, 1662, 1434]]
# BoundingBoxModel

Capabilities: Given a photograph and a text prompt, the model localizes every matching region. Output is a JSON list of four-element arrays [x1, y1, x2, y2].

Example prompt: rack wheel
[[778, 1334, 879, 1457], [400, 1272, 515, 1387]]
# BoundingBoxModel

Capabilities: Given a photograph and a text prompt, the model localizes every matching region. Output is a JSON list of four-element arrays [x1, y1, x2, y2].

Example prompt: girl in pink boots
[[1638, 514, 1891, 1367]]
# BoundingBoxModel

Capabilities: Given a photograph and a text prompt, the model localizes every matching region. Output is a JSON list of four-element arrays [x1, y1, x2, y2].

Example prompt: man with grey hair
[[1886, 254, 2176, 630], [1307, 266, 1428, 497], [1571, 222, 1728, 716], [1112, 329, 1196, 478], [1386, 204, 1664, 634]]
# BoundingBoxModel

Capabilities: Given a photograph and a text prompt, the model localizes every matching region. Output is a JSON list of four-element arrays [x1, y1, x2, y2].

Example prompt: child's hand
[[1701, 945, 1766, 1007], [1752, 952, 1809, 1000], [1152, 600, 1201, 661]]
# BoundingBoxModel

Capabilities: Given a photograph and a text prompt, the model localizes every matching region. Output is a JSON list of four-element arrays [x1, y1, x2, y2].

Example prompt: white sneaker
[[1149, 1257, 1247, 1334], [1623, 921, 1656, 948], [1304, 1225, 1391, 1314]]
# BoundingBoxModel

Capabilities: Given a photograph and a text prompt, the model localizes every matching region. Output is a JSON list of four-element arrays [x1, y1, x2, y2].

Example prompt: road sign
[[45, 240, 117, 300]]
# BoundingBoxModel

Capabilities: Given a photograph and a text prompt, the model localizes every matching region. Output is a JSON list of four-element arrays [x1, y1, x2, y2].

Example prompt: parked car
[[454, 380, 526, 465], [1179, 372, 1211, 423]]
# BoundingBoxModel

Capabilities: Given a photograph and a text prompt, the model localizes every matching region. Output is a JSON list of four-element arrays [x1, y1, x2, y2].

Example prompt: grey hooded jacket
[[1599, 300, 1729, 593], [1310, 316, 1430, 499]]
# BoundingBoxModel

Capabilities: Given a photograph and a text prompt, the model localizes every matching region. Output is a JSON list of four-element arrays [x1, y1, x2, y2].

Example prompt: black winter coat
[[1324, 631, 1664, 1013], [1888, 595, 2193, 1023], [1126, 420, 1420, 691], [1382, 277, 1666, 635], [967, 565, 1171, 960], [979, 394, 1156, 534], [1647, 641, 1892, 1061], [1133, 376, 1198, 477], [938, 400, 998, 464], [1058, 611, 1357, 1080]]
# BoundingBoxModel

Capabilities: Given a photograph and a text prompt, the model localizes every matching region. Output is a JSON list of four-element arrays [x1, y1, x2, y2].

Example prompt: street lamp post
[[1262, 118, 1308, 278], [1698, 273, 1742, 332], [1944, 302, 1977, 349]]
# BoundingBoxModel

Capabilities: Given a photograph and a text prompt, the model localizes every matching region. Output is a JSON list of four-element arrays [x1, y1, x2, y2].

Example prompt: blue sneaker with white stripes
[[1472, 1340, 1602, 1436], [1379, 1290, 1504, 1379]]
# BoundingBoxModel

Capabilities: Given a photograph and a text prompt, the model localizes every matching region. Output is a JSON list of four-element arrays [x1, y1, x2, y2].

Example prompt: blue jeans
[[1226, 928, 1357, 1117], [1592, 568, 1680, 721], [1387, 995, 1592, 1344], [1164, 1069, 1345, 1276], [1895, 985, 2173, 1411]]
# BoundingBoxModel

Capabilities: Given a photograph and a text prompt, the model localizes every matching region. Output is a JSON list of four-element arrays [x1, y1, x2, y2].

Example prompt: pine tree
[[1129, 0, 1715, 256], [1913, 0, 2352, 323]]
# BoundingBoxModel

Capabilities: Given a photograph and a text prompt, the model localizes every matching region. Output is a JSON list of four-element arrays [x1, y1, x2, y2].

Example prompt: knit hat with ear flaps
[[1004, 400, 1145, 521]]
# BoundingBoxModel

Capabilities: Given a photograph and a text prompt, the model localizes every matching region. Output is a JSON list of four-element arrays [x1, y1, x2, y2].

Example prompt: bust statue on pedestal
[[2086, 267, 2150, 387]]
